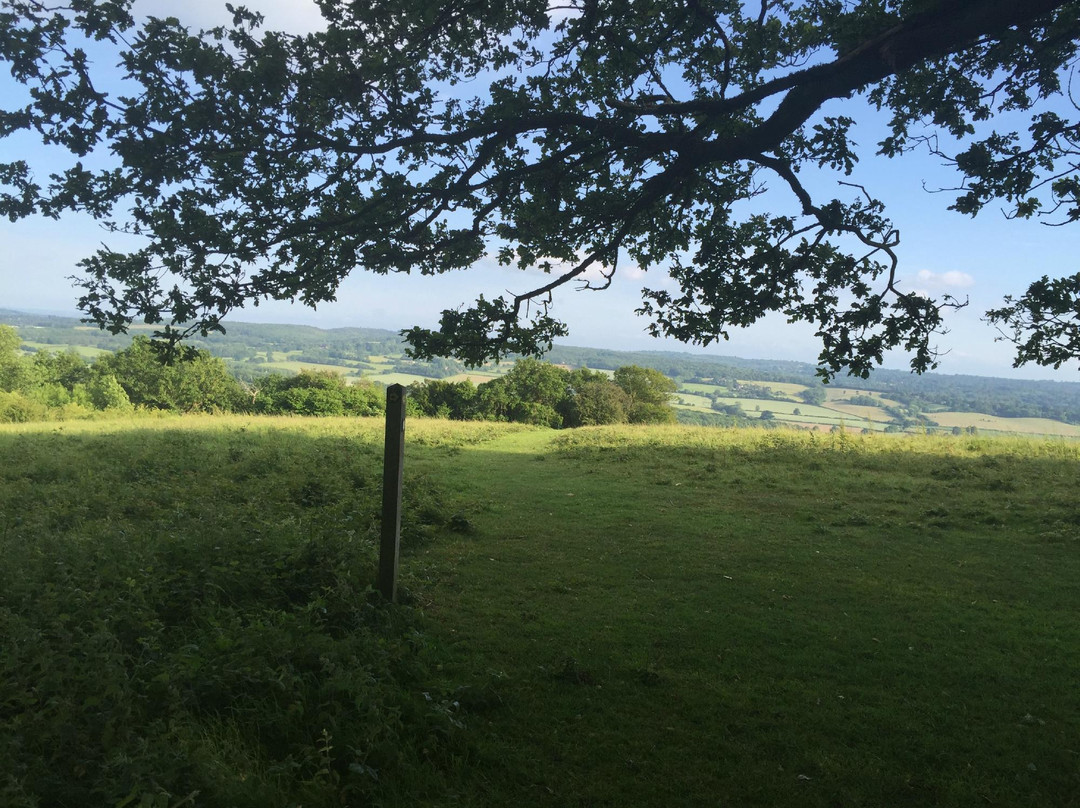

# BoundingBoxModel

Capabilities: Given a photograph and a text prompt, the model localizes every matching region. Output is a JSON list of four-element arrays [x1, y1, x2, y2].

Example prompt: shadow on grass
[[1, 420, 1078, 807]]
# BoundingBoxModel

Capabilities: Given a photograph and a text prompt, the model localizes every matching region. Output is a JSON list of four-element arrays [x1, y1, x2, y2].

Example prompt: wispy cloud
[[914, 269, 975, 290], [133, 0, 325, 33]]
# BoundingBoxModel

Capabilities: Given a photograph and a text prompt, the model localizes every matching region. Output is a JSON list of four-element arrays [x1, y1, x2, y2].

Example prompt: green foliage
[[86, 373, 134, 411], [0, 324, 19, 359], [254, 371, 384, 417], [409, 360, 676, 428], [3, 3, 1078, 373], [501, 359, 572, 421], [846, 393, 880, 406], [0, 419, 512, 807], [0, 390, 47, 422], [94, 338, 245, 412], [31, 348, 91, 389], [562, 378, 630, 427], [613, 365, 678, 423], [408, 379, 479, 420], [0, 325, 30, 392]]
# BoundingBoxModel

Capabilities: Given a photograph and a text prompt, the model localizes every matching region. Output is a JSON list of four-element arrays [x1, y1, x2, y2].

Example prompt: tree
[[93, 337, 243, 411], [613, 365, 678, 423], [0, 325, 30, 392], [408, 379, 479, 419], [85, 373, 133, 411], [496, 358, 571, 426], [562, 379, 631, 427], [255, 370, 384, 416], [2, 1, 1079, 375], [613, 366, 677, 406], [32, 349, 91, 391]]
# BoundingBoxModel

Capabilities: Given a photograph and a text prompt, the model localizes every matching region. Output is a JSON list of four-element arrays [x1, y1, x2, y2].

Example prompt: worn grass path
[[404, 426, 1080, 807]]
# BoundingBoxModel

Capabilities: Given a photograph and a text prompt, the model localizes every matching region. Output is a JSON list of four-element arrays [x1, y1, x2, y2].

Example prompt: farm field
[[670, 377, 1080, 437], [364, 371, 438, 386], [673, 388, 889, 429], [825, 402, 894, 421], [19, 341, 110, 358], [260, 359, 363, 376], [10, 308, 1080, 438], [676, 381, 735, 395], [443, 372, 503, 384], [2, 416, 1078, 807], [736, 379, 806, 396], [927, 412, 1080, 437]]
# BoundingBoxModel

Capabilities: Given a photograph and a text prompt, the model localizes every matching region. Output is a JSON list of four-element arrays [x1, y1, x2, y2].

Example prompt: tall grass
[[0, 416, 527, 807], [2, 417, 1078, 806]]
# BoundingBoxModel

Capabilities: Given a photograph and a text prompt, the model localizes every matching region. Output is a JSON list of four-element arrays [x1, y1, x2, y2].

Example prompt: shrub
[[0, 390, 47, 422]]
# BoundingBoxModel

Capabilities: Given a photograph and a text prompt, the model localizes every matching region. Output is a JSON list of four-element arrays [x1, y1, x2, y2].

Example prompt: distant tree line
[[6, 310, 1080, 424], [407, 360, 677, 428], [1, 328, 678, 428], [0, 328, 385, 422]]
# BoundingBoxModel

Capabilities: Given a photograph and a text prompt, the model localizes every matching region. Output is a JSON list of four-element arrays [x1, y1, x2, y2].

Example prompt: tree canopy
[[2, 0, 1079, 376]]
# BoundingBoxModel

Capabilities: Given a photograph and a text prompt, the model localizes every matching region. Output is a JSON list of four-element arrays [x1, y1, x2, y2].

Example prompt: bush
[[256, 371, 384, 417], [86, 374, 134, 411], [0, 390, 48, 423]]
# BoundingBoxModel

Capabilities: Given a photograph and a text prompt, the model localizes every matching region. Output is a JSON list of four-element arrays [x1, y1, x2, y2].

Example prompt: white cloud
[[132, 0, 325, 34], [914, 269, 976, 290]]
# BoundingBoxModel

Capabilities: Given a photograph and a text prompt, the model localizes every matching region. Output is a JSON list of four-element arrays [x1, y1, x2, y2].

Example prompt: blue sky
[[2, 0, 1079, 381]]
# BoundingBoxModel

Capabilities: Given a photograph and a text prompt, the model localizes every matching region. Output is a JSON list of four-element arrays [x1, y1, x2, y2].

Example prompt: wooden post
[[378, 384, 406, 602]]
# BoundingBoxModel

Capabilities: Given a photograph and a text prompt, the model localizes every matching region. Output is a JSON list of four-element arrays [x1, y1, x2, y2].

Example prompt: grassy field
[[2, 417, 1079, 806], [363, 371, 438, 386], [927, 412, 1080, 437], [825, 402, 895, 422], [443, 372, 503, 384], [20, 341, 111, 358], [736, 379, 806, 397], [260, 359, 363, 376]]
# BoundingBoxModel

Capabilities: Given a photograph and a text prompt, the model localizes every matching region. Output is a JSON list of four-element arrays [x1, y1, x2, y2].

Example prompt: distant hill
[[6, 308, 1080, 425]]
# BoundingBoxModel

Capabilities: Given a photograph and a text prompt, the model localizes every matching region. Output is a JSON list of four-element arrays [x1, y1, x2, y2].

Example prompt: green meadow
[[2, 417, 1079, 806]]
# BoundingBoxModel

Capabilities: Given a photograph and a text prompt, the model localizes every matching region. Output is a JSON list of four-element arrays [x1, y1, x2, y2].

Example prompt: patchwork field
[[2, 416, 1078, 807], [19, 341, 110, 358], [443, 372, 503, 384], [260, 359, 363, 376], [927, 412, 1080, 437], [363, 371, 437, 386], [825, 402, 894, 421]]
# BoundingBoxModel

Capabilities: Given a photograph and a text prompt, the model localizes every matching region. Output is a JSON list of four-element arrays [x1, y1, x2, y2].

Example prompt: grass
[[442, 372, 503, 384], [0, 416, 530, 807], [928, 412, 1080, 437], [413, 426, 1080, 806], [20, 341, 111, 358], [736, 379, 807, 397], [3, 418, 1079, 806], [824, 402, 894, 422], [260, 360, 363, 376]]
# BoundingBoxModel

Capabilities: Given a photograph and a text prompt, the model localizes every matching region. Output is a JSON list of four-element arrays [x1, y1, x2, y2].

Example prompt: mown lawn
[[2, 418, 1078, 806]]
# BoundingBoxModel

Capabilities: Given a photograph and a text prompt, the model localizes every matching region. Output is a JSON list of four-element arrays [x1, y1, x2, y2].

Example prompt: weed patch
[[0, 416, 516, 807]]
